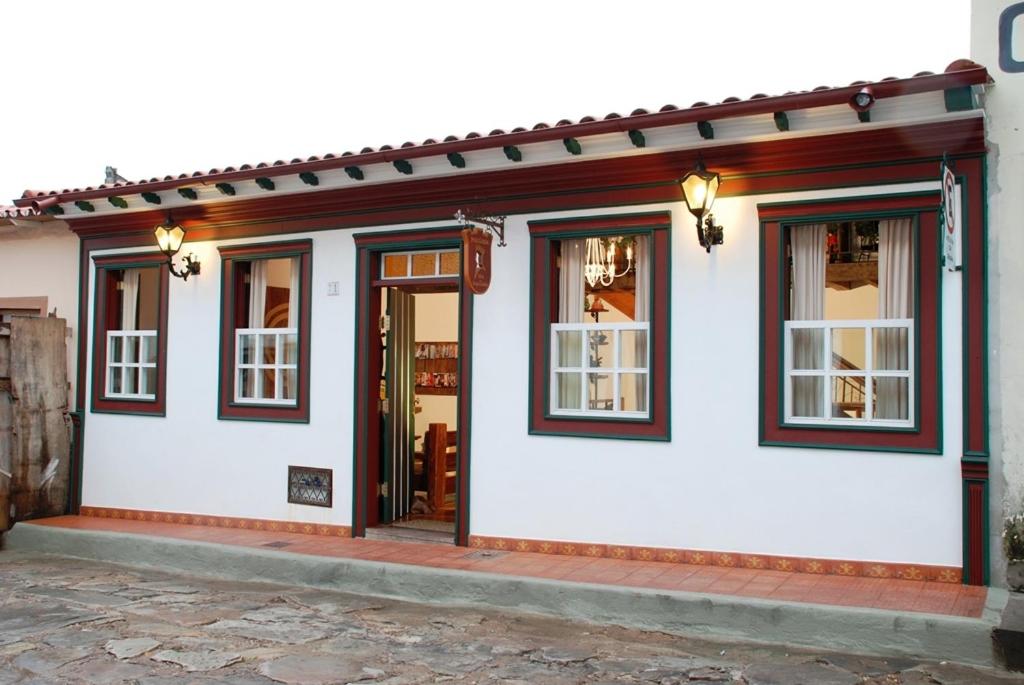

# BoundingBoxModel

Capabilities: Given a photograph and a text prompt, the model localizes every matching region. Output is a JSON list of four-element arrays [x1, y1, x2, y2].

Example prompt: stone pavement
[[0, 551, 1021, 685]]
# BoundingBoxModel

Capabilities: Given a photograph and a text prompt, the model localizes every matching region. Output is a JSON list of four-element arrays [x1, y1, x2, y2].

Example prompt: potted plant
[[1004, 512, 1024, 591]]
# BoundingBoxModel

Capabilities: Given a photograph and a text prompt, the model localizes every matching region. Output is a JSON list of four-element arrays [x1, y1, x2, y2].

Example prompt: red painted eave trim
[[14, 66, 990, 208]]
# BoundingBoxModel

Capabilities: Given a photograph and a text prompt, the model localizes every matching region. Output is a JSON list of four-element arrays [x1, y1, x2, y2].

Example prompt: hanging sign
[[461, 227, 492, 294], [940, 159, 960, 271]]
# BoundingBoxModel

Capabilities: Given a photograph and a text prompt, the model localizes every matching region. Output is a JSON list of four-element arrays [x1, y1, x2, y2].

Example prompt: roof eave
[[14, 63, 991, 209]]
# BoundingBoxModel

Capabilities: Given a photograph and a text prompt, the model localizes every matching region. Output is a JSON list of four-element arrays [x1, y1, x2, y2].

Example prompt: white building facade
[[10, 61, 995, 585]]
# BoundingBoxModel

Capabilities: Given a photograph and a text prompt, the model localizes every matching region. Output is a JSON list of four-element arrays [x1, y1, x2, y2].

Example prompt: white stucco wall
[[80, 177, 966, 567], [0, 220, 79, 409], [973, 0, 1024, 582]]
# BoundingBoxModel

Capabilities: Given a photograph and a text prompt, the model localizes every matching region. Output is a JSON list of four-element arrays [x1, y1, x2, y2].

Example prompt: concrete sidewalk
[[4, 520, 1008, 667]]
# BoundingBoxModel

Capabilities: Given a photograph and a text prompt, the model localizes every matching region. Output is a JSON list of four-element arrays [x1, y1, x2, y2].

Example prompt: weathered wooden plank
[[0, 391, 11, 532], [0, 332, 9, 379], [8, 317, 70, 522]]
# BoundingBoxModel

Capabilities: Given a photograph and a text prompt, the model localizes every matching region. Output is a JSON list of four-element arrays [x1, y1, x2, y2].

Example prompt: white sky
[[0, 0, 971, 205]]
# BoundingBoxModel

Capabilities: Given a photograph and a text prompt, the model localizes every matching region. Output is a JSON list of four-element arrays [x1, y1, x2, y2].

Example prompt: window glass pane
[[620, 373, 647, 413], [587, 331, 614, 368], [261, 258, 294, 329], [261, 369, 277, 400], [439, 251, 460, 275], [790, 329, 824, 370], [142, 368, 157, 396], [586, 372, 614, 411], [282, 369, 298, 401], [831, 377, 866, 419], [124, 368, 139, 396], [109, 367, 122, 395], [823, 221, 879, 321], [556, 330, 582, 367], [142, 336, 157, 364], [283, 333, 298, 365], [620, 329, 648, 369], [873, 328, 910, 370], [875, 378, 910, 420], [832, 328, 865, 371], [383, 254, 408, 278], [411, 253, 435, 277], [555, 373, 582, 410], [238, 335, 256, 365], [124, 336, 138, 364], [136, 267, 161, 330], [791, 376, 824, 417], [109, 336, 122, 364], [239, 368, 256, 399], [263, 335, 277, 365]]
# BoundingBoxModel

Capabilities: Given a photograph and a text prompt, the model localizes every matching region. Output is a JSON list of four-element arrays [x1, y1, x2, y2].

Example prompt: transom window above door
[[380, 249, 460, 280]]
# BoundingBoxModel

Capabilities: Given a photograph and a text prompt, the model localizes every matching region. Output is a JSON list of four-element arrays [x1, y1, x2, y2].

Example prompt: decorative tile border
[[80, 506, 351, 538], [468, 535, 962, 584]]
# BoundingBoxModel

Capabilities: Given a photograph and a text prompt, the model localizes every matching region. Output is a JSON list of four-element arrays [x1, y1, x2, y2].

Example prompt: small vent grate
[[288, 466, 333, 508]]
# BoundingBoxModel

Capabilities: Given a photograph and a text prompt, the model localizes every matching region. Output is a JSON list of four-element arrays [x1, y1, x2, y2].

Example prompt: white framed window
[[232, 256, 300, 406], [784, 217, 914, 428], [784, 319, 913, 426], [235, 328, 298, 404], [106, 330, 158, 399], [550, 321, 650, 417], [219, 240, 311, 422]]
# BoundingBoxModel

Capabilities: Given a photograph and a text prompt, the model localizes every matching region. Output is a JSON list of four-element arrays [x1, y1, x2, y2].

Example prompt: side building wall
[[972, 0, 1024, 585], [0, 220, 79, 410], [81, 179, 967, 571]]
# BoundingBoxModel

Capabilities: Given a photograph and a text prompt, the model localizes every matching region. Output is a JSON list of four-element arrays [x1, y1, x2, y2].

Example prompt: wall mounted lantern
[[153, 216, 201, 280], [680, 161, 724, 253]]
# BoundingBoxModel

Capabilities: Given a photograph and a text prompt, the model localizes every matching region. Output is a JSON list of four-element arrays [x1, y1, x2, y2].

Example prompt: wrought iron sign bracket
[[455, 210, 507, 247]]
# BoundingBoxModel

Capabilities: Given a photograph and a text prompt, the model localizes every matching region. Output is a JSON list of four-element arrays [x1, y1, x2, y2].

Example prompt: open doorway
[[374, 287, 460, 543], [351, 233, 473, 546]]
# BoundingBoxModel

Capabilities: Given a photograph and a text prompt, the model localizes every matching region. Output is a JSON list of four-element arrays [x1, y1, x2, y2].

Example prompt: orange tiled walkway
[[26, 516, 987, 618]]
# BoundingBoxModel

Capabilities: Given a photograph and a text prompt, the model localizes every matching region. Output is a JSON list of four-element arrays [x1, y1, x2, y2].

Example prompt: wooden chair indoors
[[425, 422, 457, 513]]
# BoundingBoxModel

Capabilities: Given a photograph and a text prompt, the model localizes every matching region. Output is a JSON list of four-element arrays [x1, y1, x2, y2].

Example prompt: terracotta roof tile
[[1, 204, 42, 218], [15, 59, 990, 206]]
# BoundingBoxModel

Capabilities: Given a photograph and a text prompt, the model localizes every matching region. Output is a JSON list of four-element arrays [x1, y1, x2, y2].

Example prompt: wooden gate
[[0, 316, 71, 532]]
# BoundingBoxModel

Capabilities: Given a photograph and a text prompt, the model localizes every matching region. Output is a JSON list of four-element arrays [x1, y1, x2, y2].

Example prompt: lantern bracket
[[697, 214, 724, 253], [168, 254, 201, 281], [455, 209, 507, 247]]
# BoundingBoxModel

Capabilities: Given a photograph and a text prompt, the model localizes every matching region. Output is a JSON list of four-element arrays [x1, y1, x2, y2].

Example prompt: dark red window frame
[[758, 193, 942, 453], [527, 212, 671, 441], [217, 239, 313, 423], [90, 252, 170, 416]]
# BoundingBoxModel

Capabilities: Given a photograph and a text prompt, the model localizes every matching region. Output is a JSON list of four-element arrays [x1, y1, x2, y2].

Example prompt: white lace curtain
[[557, 240, 585, 409], [558, 240, 585, 324], [790, 225, 827, 417], [876, 218, 913, 420], [120, 268, 141, 331], [632, 236, 649, 412]]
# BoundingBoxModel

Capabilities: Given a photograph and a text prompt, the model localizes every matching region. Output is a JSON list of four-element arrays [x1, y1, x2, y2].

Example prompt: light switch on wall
[[327, 281, 339, 296]]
